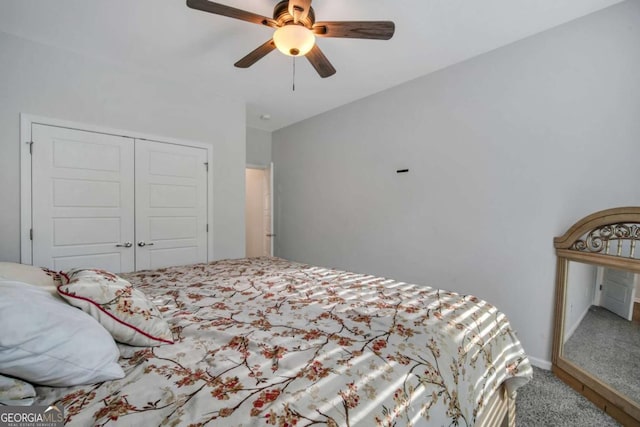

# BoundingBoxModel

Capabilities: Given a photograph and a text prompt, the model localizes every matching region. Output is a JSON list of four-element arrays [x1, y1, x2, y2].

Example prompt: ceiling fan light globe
[[273, 25, 315, 57]]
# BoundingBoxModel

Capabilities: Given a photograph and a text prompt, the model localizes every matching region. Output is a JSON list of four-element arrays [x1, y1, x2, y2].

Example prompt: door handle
[[116, 242, 133, 248], [266, 234, 276, 237], [137, 241, 155, 247]]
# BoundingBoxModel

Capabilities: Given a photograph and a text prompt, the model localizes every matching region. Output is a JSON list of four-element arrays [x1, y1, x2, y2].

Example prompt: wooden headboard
[[554, 206, 640, 272], [552, 206, 640, 426]]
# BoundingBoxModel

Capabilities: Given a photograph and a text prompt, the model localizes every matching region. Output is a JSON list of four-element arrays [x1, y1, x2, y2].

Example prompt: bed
[[31, 257, 532, 426]]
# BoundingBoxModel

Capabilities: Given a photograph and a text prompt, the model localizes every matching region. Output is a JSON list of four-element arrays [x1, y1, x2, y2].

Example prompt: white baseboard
[[527, 356, 552, 371]]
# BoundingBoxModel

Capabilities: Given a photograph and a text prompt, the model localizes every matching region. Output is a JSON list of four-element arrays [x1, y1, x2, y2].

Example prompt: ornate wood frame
[[553, 207, 640, 426]]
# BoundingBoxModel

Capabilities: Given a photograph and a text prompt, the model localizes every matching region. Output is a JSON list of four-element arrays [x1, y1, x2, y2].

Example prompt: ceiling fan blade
[[305, 44, 336, 78], [234, 39, 277, 68], [288, 0, 311, 24], [186, 0, 277, 28], [313, 21, 395, 40]]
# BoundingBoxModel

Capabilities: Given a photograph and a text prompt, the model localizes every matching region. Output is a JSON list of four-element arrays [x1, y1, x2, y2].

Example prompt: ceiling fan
[[186, 0, 395, 78]]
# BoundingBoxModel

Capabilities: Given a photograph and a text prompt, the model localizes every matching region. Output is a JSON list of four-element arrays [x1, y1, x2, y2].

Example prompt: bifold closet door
[[134, 140, 208, 270], [31, 124, 135, 272]]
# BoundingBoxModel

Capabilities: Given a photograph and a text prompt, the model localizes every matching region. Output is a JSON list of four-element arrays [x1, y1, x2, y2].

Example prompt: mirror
[[552, 207, 640, 426], [563, 261, 640, 403]]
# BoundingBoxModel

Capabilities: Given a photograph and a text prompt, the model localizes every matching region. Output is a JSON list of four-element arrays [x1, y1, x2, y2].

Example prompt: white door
[[31, 124, 135, 272], [134, 140, 208, 270], [600, 267, 637, 320]]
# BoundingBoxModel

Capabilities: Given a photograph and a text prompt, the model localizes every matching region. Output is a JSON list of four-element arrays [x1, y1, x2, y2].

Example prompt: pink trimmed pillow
[[58, 269, 173, 347]]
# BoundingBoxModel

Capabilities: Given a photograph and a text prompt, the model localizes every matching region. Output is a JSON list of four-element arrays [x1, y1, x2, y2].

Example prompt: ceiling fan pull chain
[[292, 56, 296, 92]]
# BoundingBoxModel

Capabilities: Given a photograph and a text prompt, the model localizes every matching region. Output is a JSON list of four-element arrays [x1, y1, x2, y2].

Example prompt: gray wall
[[272, 1, 640, 366], [0, 32, 246, 262], [246, 127, 272, 166], [564, 262, 597, 342]]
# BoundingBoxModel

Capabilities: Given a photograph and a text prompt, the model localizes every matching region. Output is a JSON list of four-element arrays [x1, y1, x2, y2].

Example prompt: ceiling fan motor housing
[[273, 0, 315, 27]]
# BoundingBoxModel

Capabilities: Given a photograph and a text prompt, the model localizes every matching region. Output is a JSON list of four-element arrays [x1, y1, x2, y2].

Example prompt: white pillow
[[0, 374, 36, 406], [0, 262, 61, 298], [0, 280, 125, 387], [59, 269, 173, 347]]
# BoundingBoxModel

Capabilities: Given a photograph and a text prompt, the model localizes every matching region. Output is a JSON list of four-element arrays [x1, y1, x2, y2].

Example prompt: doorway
[[594, 267, 639, 321], [245, 164, 273, 258]]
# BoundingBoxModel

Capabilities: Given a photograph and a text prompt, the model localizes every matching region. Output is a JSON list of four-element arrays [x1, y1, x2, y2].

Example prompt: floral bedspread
[[36, 257, 532, 426]]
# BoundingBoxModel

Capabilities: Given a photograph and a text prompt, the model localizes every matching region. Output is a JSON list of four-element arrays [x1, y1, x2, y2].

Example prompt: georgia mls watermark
[[0, 404, 64, 427]]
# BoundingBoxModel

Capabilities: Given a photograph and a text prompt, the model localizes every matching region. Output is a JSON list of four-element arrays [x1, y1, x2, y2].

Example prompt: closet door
[[134, 140, 208, 270], [31, 124, 135, 272]]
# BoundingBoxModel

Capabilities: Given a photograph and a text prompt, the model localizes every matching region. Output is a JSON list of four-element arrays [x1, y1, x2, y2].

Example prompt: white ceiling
[[0, 0, 624, 131]]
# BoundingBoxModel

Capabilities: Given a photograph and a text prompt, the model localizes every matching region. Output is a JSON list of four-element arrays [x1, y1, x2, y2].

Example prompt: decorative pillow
[[0, 262, 62, 298], [0, 280, 125, 387], [58, 269, 173, 346], [0, 374, 36, 406]]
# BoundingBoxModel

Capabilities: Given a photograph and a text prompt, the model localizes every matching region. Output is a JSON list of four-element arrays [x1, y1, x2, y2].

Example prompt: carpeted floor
[[563, 305, 640, 403], [516, 366, 620, 426]]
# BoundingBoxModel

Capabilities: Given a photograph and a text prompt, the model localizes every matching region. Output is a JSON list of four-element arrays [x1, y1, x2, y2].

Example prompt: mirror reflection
[[564, 261, 640, 403]]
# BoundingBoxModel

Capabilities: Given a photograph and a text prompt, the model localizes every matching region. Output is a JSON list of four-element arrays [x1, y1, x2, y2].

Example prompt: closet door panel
[[135, 140, 208, 270], [31, 124, 135, 272]]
